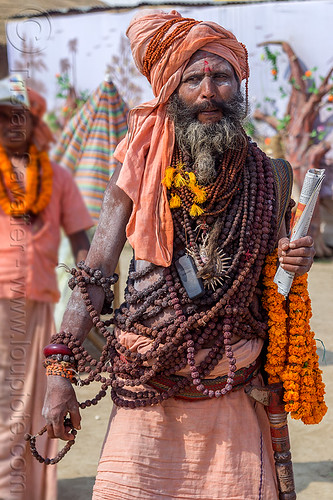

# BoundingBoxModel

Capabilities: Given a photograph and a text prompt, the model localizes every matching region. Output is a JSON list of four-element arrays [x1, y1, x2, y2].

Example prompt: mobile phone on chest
[[174, 254, 205, 300]]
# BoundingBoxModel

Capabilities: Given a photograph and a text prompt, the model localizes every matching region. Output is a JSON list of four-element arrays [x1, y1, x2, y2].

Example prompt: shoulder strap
[[270, 158, 293, 234]]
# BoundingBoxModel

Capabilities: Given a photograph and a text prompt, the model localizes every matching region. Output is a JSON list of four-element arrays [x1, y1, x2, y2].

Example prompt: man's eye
[[215, 74, 228, 81], [186, 76, 200, 83]]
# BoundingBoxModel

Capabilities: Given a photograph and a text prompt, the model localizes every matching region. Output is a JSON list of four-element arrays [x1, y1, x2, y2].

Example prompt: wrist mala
[[28, 262, 119, 465], [67, 260, 118, 315]]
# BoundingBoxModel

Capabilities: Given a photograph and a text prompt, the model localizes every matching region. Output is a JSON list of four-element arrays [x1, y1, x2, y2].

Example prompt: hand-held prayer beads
[[26, 263, 119, 465], [24, 418, 77, 465]]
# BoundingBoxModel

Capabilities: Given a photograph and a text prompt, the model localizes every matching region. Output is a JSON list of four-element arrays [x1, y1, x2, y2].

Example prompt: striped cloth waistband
[[148, 357, 261, 401]]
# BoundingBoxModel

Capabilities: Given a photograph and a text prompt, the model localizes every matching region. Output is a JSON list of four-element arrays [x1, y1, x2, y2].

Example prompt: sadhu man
[[0, 76, 93, 500], [42, 11, 321, 500]]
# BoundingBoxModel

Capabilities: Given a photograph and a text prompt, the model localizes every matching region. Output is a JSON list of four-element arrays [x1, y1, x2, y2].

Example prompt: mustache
[[167, 92, 246, 125], [186, 99, 238, 116]]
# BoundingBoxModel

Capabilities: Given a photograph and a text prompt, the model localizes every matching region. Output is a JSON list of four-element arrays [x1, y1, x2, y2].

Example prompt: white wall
[[6, 1, 332, 106], [6, 0, 333, 150]]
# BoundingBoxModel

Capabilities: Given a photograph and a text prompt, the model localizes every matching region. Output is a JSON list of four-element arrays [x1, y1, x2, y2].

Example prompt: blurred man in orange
[[0, 75, 93, 500]]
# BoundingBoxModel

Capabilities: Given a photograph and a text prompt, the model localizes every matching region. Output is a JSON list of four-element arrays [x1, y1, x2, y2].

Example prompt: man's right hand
[[42, 376, 81, 441]]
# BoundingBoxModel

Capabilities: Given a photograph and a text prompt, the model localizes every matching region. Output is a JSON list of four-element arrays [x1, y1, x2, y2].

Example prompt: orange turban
[[114, 10, 249, 266], [0, 75, 54, 151]]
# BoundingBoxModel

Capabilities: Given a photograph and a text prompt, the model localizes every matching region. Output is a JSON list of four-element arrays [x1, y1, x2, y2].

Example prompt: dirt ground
[[57, 253, 333, 500]]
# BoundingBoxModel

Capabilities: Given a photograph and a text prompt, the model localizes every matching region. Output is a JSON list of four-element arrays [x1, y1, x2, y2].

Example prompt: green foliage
[[55, 73, 89, 109], [257, 46, 332, 141], [310, 127, 326, 141], [76, 90, 90, 106], [44, 111, 59, 133], [290, 77, 301, 90], [308, 85, 319, 95], [277, 115, 291, 131], [262, 46, 280, 80], [243, 120, 256, 138], [279, 86, 288, 99], [56, 73, 71, 98], [46, 73, 90, 133], [301, 67, 322, 94], [55, 73, 89, 107]]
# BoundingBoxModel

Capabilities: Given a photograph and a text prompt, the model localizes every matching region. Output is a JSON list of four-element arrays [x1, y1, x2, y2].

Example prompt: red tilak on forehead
[[204, 60, 211, 73]]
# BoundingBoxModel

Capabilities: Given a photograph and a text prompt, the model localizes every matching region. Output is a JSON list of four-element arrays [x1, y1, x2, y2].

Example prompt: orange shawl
[[114, 10, 248, 266]]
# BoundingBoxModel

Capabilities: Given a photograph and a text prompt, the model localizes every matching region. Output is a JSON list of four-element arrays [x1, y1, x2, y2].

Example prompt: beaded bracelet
[[45, 362, 76, 382], [66, 261, 118, 315], [43, 358, 75, 369], [45, 353, 76, 364]]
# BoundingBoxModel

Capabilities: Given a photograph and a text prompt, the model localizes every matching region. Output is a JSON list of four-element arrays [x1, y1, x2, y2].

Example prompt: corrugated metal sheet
[[101, 0, 280, 6], [93, 0, 307, 8]]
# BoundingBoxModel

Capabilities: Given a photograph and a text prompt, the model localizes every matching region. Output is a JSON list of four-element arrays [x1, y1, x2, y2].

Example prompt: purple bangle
[[43, 344, 73, 358]]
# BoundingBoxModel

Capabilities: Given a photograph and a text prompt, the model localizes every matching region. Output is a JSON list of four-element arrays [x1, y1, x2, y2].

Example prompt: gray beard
[[167, 92, 246, 185]]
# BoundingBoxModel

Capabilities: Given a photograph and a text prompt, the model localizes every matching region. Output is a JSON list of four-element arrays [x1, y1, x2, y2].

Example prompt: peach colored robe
[[93, 338, 278, 500], [0, 300, 57, 500], [0, 163, 93, 500]]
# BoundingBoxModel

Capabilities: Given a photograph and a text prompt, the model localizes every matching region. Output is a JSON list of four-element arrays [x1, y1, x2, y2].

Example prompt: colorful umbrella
[[53, 77, 128, 223]]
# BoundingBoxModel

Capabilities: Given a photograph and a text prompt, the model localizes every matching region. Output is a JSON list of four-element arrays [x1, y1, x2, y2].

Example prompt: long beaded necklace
[[47, 138, 277, 414], [42, 140, 277, 410], [106, 139, 278, 408], [0, 143, 53, 217]]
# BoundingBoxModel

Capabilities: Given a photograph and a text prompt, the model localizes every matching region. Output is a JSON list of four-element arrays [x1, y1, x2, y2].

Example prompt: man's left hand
[[278, 236, 315, 276]]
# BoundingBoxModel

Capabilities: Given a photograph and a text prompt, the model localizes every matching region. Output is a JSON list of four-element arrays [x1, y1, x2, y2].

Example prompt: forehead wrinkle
[[182, 62, 235, 83], [184, 55, 234, 74]]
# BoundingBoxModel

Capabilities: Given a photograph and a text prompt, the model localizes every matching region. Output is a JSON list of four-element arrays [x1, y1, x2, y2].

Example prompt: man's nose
[[201, 77, 216, 99]]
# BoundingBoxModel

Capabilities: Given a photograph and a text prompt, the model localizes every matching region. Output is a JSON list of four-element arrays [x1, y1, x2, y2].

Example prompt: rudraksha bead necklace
[[29, 138, 278, 464], [110, 138, 277, 406]]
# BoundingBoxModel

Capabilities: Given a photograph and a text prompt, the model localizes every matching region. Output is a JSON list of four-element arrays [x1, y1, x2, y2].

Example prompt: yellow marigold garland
[[162, 162, 207, 216], [0, 144, 53, 216], [262, 249, 327, 424]]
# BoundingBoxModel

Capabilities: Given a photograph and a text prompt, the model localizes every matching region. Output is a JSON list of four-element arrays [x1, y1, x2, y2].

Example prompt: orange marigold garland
[[262, 249, 327, 424], [261, 249, 288, 383], [0, 144, 53, 216], [284, 273, 327, 424]]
